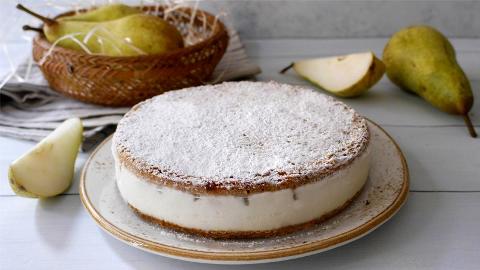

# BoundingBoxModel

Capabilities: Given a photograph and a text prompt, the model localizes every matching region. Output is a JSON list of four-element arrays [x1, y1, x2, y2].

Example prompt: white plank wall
[[1, 38, 480, 269], [3, 1, 480, 40]]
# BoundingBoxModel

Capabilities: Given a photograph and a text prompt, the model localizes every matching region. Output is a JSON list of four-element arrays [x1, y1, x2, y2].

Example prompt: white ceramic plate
[[80, 120, 409, 264]]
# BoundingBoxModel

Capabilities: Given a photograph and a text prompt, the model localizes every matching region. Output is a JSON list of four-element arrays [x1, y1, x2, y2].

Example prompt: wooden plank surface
[[249, 57, 480, 126], [2, 39, 480, 127], [1, 193, 479, 269], [1, 39, 480, 193], [243, 39, 480, 58], [2, 124, 479, 195], [1, 37, 480, 269]]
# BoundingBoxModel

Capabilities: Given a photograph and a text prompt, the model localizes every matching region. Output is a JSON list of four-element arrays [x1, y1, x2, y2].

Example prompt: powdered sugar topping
[[114, 81, 368, 188]]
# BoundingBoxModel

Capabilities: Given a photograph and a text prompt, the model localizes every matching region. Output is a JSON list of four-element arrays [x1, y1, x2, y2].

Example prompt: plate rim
[[79, 119, 409, 262]]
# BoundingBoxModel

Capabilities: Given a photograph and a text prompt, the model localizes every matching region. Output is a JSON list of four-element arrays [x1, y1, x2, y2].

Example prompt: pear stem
[[22, 25, 43, 33], [279, 63, 294, 74], [16, 4, 56, 25], [463, 114, 477, 138]]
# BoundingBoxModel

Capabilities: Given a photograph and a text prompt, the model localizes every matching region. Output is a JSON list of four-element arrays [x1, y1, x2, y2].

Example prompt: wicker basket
[[32, 6, 229, 106]]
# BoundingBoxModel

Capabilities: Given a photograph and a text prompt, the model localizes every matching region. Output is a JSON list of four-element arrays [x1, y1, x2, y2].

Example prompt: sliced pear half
[[282, 51, 385, 97], [8, 118, 83, 198]]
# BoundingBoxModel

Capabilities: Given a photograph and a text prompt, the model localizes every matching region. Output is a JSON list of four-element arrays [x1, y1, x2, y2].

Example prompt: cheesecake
[[112, 81, 371, 238]]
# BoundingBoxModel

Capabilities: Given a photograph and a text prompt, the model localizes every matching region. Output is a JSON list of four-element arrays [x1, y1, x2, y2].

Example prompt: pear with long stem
[[17, 4, 184, 56], [59, 4, 141, 22], [383, 25, 476, 138]]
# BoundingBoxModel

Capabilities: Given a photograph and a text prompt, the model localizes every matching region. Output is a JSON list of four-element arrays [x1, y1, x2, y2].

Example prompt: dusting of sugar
[[90, 120, 405, 252], [113, 81, 368, 187]]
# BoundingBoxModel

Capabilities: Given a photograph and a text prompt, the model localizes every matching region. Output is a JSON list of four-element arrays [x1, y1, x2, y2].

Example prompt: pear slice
[[8, 118, 83, 198], [281, 52, 385, 97]]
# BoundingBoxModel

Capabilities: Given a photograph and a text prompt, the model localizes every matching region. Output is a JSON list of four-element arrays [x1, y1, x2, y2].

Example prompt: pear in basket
[[59, 4, 141, 22], [18, 4, 184, 56]]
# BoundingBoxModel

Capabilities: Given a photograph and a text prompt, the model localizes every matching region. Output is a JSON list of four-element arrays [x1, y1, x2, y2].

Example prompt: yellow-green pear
[[18, 4, 184, 56], [59, 4, 141, 22], [9, 118, 83, 198], [383, 25, 476, 137], [281, 52, 385, 97]]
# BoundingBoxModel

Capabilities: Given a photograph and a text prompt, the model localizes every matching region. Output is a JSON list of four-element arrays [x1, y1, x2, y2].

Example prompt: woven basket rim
[[34, 5, 228, 61]]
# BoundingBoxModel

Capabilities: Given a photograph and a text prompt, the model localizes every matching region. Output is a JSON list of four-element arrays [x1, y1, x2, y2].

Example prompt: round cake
[[112, 81, 371, 238]]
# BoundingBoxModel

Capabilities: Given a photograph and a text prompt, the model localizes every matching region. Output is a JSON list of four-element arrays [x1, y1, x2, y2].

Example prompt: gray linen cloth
[[0, 30, 261, 151]]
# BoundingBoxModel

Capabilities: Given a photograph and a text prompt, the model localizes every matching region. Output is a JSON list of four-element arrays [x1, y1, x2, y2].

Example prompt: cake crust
[[113, 81, 370, 195], [128, 188, 363, 239]]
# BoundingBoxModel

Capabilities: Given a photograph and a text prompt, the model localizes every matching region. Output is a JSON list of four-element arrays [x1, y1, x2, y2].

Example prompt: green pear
[[18, 4, 184, 56], [59, 4, 141, 22], [280, 52, 385, 97], [383, 25, 476, 137], [44, 14, 184, 56], [9, 118, 83, 198]]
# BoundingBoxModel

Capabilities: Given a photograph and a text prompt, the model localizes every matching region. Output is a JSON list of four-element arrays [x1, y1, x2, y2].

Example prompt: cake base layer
[[114, 145, 370, 235], [129, 188, 362, 239], [112, 82, 372, 238]]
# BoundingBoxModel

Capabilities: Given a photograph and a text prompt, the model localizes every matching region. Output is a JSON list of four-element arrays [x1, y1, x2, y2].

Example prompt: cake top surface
[[113, 81, 369, 194]]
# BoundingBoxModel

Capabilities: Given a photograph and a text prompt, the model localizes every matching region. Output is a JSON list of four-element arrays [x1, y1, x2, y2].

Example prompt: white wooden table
[[1, 38, 479, 269]]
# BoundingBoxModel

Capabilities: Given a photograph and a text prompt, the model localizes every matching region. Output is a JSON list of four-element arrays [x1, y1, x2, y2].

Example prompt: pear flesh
[[292, 52, 385, 97], [383, 25, 476, 137], [9, 118, 83, 198], [59, 4, 141, 22]]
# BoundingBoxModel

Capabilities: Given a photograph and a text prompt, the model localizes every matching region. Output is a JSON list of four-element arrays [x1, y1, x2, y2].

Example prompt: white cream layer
[[113, 147, 371, 232]]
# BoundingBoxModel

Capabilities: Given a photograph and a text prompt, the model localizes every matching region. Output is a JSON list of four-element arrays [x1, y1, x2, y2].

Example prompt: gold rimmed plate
[[79, 120, 409, 264]]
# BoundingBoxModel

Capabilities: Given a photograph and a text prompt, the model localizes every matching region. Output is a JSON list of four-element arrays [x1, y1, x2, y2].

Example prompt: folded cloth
[[0, 30, 261, 151]]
